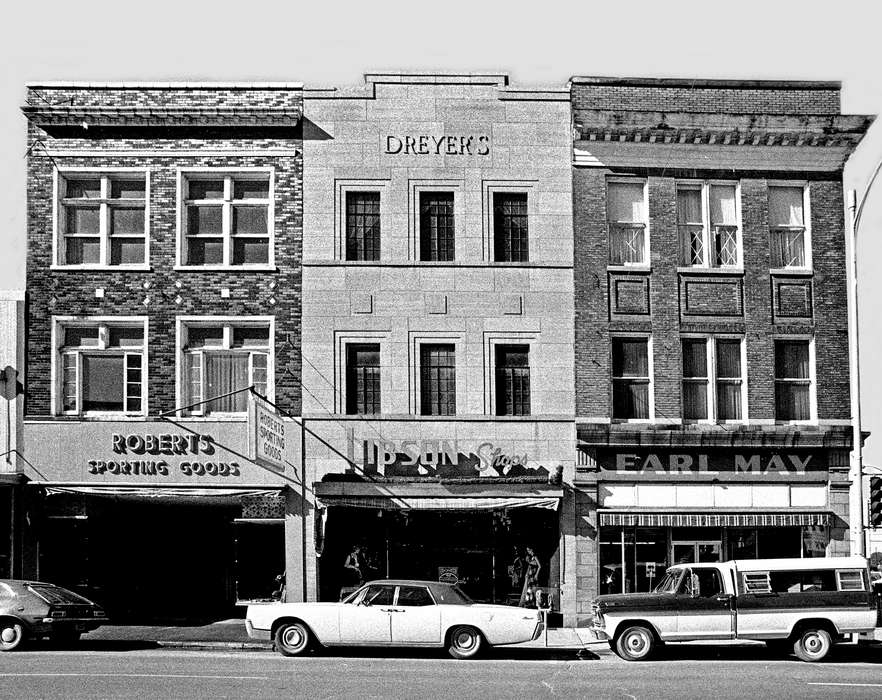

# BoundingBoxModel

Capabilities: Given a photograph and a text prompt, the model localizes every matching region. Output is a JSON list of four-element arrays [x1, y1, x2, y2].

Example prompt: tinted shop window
[[346, 192, 380, 261]]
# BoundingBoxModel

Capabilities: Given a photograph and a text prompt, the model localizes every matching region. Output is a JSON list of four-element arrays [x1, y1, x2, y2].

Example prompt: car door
[[338, 583, 394, 643], [675, 567, 735, 639], [390, 585, 441, 644]]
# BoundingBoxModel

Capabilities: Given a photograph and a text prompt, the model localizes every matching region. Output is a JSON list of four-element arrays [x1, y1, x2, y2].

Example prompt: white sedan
[[246, 579, 543, 659]]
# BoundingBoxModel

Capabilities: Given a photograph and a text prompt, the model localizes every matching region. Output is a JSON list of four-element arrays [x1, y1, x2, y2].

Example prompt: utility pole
[[848, 189, 865, 557]]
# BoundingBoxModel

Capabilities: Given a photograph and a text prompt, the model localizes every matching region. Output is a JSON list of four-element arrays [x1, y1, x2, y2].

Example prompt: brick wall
[[24, 87, 303, 418], [571, 83, 840, 115]]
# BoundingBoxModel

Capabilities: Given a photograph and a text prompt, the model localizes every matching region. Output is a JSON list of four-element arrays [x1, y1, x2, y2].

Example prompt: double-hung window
[[420, 344, 456, 416], [420, 192, 455, 261], [607, 181, 647, 265], [181, 173, 272, 266], [681, 337, 744, 421], [677, 183, 739, 267], [612, 337, 651, 419], [58, 321, 146, 415], [181, 321, 271, 415], [769, 185, 809, 269], [495, 345, 530, 416], [346, 344, 380, 415], [493, 192, 529, 262], [58, 172, 147, 266], [346, 191, 381, 261], [774, 339, 813, 421]]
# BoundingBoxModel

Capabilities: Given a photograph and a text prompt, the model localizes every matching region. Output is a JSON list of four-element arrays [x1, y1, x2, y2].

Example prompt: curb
[[155, 640, 273, 651]]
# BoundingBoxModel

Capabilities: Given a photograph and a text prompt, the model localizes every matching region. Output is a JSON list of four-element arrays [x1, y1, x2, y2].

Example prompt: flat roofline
[[569, 76, 840, 90], [26, 81, 304, 89], [364, 71, 509, 86]]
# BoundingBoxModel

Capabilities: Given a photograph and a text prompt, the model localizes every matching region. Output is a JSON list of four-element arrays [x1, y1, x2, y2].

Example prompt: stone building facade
[[570, 77, 873, 624]]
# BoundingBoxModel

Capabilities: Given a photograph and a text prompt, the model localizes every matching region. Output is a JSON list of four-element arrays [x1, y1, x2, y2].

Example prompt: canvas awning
[[316, 495, 559, 511], [598, 510, 832, 527]]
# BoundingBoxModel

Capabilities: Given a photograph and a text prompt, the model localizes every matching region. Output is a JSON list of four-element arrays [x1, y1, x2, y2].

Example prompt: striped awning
[[317, 496, 560, 511], [598, 510, 832, 527]]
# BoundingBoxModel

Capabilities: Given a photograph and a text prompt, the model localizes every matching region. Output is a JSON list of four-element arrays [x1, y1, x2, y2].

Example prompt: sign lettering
[[87, 432, 239, 478], [605, 450, 816, 474], [385, 134, 490, 156]]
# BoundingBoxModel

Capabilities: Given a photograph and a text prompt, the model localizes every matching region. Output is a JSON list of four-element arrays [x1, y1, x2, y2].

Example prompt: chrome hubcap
[[805, 634, 822, 653], [456, 632, 475, 649], [283, 628, 304, 649], [627, 633, 646, 652], [1, 627, 17, 643]]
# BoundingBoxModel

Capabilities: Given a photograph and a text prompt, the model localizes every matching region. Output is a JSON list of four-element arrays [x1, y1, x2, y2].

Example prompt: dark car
[[0, 580, 108, 651]]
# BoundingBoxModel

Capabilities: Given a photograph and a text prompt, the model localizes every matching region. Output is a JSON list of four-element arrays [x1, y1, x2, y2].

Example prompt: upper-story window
[[495, 345, 530, 416], [420, 192, 455, 261], [612, 337, 652, 420], [677, 182, 740, 267], [180, 320, 271, 415], [682, 337, 744, 421], [57, 172, 148, 267], [346, 343, 380, 415], [493, 192, 529, 262], [180, 172, 272, 267], [346, 191, 381, 261], [769, 185, 810, 269], [607, 181, 647, 265], [57, 319, 146, 415], [420, 344, 456, 416], [774, 339, 813, 421]]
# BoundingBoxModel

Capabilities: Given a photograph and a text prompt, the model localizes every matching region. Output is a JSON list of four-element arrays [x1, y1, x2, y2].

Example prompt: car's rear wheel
[[614, 625, 655, 661], [274, 621, 312, 657], [447, 625, 483, 659], [0, 621, 25, 652], [792, 627, 832, 662]]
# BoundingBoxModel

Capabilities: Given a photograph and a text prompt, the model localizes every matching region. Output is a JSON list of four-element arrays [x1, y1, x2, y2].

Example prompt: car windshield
[[653, 569, 683, 594], [28, 584, 92, 605]]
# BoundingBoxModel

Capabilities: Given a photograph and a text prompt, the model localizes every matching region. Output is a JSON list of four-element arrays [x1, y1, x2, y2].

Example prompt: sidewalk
[[82, 620, 609, 653]]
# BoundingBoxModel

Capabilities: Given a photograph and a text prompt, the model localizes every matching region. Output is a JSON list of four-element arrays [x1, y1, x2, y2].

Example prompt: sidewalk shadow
[[653, 642, 882, 664]]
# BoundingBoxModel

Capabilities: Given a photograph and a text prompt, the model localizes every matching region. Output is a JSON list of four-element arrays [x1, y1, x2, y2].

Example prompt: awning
[[43, 486, 283, 499], [317, 495, 559, 511], [598, 510, 832, 527]]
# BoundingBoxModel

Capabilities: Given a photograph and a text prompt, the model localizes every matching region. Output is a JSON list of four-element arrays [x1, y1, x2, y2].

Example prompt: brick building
[[19, 83, 304, 620], [300, 74, 577, 616], [570, 77, 873, 623]]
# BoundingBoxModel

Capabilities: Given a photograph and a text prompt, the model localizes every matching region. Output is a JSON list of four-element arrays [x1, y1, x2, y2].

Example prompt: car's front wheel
[[447, 625, 483, 659], [614, 625, 655, 661], [0, 620, 25, 652], [274, 621, 312, 657], [792, 627, 832, 662]]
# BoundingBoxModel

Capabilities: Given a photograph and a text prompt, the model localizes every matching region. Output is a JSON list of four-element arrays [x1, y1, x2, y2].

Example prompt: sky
[[2, 0, 882, 464]]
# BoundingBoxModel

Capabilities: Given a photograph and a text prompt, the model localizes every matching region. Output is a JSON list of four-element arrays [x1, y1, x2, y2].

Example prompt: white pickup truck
[[591, 556, 881, 662]]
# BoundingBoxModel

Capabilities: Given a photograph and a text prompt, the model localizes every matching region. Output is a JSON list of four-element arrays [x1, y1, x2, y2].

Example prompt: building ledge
[[22, 105, 302, 128]]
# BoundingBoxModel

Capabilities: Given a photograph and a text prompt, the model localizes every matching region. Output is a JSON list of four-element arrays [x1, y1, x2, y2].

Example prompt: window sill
[[52, 414, 148, 421], [606, 265, 651, 273], [175, 415, 249, 422], [770, 268, 813, 276], [174, 265, 278, 272], [303, 260, 572, 269], [50, 265, 152, 272], [677, 267, 744, 275]]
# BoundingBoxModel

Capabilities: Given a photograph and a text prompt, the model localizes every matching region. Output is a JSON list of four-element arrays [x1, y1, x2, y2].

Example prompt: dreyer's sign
[[345, 430, 549, 478], [384, 134, 490, 156], [600, 450, 819, 474]]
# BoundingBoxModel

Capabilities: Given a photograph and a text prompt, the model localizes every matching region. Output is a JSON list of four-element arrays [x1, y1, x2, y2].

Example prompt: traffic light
[[870, 477, 882, 529], [0, 365, 23, 401]]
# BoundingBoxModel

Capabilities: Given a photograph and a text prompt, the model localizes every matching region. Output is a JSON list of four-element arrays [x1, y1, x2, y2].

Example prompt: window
[[420, 344, 456, 416], [770, 570, 836, 593], [493, 192, 528, 262], [769, 185, 809, 268], [837, 570, 866, 592], [181, 321, 271, 414], [677, 182, 739, 267], [58, 321, 146, 414], [419, 192, 455, 261], [346, 192, 381, 261], [397, 585, 434, 606], [612, 338, 651, 419], [181, 173, 271, 266], [58, 172, 147, 266], [607, 181, 647, 265], [742, 572, 771, 593], [346, 344, 380, 415], [357, 584, 395, 606], [774, 339, 812, 421], [682, 338, 744, 421], [496, 345, 530, 416]]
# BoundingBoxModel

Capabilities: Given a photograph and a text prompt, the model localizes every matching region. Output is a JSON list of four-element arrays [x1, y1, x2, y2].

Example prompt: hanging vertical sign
[[248, 392, 287, 472]]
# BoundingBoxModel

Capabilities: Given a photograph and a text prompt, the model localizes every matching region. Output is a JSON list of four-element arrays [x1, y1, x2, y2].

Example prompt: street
[[1, 644, 881, 699]]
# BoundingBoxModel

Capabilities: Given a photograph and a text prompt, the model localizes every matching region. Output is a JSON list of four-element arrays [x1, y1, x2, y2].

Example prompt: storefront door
[[672, 540, 722, 565]]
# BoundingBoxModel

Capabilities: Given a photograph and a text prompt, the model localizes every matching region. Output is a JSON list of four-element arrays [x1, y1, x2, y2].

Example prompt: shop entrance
[[319, 506, 559, 606]]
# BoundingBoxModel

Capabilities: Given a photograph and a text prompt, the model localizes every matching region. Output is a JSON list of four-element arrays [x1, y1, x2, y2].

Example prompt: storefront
[[21, 418, 301, 621], [575, 431, 851, 605], [304, 419, 574, 615]]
